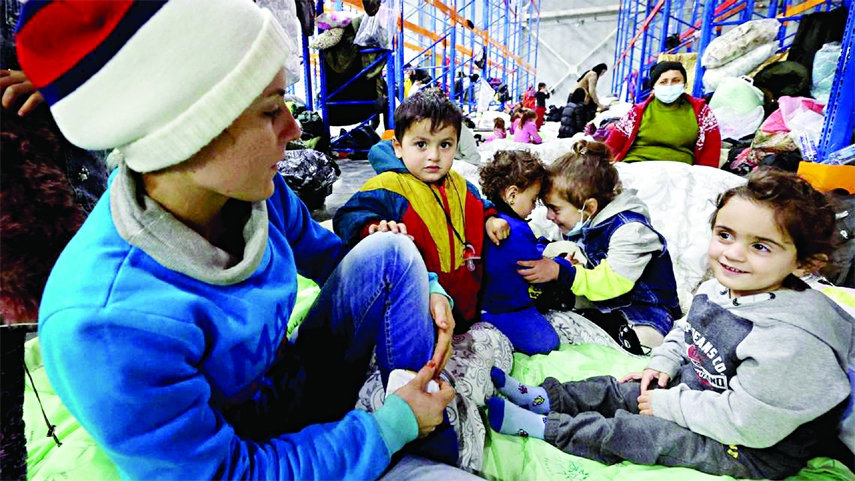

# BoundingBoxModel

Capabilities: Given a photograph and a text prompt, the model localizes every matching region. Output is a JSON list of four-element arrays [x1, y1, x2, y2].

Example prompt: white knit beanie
[[16, 0, 295, 173]]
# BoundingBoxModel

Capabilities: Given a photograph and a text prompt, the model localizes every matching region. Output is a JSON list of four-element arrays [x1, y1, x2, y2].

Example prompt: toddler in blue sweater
[[479, 150, 560, 354]]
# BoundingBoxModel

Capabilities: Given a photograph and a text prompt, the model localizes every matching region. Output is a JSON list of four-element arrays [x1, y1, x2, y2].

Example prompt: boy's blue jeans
[[226, 232, 437, 438]]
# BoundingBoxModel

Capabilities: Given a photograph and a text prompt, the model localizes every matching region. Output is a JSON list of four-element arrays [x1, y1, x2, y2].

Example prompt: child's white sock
[[487, 396, 546, 439], [491, 367, 551, 414]]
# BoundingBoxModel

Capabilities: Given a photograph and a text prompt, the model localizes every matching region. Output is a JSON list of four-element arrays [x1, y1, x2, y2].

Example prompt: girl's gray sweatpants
[[542, 375, 806, 480]]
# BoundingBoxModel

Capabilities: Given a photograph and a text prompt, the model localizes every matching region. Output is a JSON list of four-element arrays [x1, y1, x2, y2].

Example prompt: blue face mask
[[653, 83, 685, 104]]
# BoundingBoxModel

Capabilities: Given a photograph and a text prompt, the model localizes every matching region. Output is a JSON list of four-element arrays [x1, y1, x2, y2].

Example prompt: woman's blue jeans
[[226, 232, 457, 464], [291, 232, 436, 424]]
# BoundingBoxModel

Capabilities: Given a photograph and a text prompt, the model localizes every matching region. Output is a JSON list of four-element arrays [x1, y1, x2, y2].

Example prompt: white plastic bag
[[777, 96, 826, 161], [257, 0, 302, 86], [710, 76, 765, 139], [477, 79, 496, 112], [702, 42, 776, 92], [787, 109, 825, 160], [811, 42, 842, 104], [702, 18, 780, 68], [712, 105, 765, 140], [354, 2, 397, 49]]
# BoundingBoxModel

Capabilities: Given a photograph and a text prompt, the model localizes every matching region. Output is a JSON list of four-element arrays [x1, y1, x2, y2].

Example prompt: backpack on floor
[[333, 125, 381, 159], [296, 111, 325, 141], [823, 191, 855, 288], [546, 106, 562, 122]]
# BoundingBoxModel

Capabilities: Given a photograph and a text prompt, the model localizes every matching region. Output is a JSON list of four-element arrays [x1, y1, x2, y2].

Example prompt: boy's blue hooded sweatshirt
[[37, 165, 418, 480]]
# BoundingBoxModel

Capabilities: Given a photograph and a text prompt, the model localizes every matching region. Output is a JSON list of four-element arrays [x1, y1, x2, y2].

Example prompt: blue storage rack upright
[[817, 0, 855, 161]]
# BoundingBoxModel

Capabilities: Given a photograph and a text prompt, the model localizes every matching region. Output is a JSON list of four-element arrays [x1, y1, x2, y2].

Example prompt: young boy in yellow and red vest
[[335, 89, 509, 333]]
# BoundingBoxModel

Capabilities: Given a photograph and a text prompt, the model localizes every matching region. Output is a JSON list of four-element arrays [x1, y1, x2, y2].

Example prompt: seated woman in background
[[606, 62, 721, 167], [558, 88, 588, 139]]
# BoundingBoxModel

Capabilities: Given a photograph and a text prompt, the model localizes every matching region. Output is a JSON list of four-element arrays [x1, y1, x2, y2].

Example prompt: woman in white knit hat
[[15, 0, 473, 479]]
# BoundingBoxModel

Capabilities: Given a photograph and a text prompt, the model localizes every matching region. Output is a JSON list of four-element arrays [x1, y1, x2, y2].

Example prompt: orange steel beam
[[675, 0, 743, 40], [420, 0, 534, 72], [715, 3, 746, 21], [784, 0, 829, 16]]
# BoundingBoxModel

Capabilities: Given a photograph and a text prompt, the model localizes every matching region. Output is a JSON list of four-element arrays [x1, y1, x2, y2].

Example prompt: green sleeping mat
[[481, 344, 855, 481]]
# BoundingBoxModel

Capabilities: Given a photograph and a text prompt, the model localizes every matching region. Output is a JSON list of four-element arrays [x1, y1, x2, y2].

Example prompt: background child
[[479, 150, 559, 355], [488, 168, 854, 479], [335, 89, 509, 333], [534, 82, 551, 129], [483, 117, 507, 143], [508, 107, 522, 135], [512, 108, 542, 144], [517, 141, 681, 352]]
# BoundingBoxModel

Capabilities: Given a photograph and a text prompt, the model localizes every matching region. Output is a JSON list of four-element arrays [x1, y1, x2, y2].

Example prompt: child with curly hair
[[479, 150, 559, 354]]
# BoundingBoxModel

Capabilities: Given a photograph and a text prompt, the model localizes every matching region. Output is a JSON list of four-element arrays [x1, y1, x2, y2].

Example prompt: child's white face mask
[[566, 201, 592, 238]]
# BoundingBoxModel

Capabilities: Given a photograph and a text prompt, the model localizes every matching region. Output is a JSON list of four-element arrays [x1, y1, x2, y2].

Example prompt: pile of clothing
[[278, 98, 341, 209], [701, 18, 780, 92], [707, 7, 850, 174], [308, 6, 392, 127]]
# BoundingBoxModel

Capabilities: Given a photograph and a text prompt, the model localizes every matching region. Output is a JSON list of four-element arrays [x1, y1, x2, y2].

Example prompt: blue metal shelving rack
[[306, 0, 541, 155], [613, 0, 846, 100], [817, 0, 855, 161]]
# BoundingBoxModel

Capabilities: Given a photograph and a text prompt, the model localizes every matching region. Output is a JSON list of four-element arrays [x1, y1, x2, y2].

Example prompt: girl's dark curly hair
[[711, 168, 837, 276], [479, 150, 548, 202], [1, 110, 86, 324], [548, 140, 621, 209]]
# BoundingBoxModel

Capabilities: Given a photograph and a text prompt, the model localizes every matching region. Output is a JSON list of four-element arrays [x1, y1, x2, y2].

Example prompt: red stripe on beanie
[[16, 0, 134, 89]]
